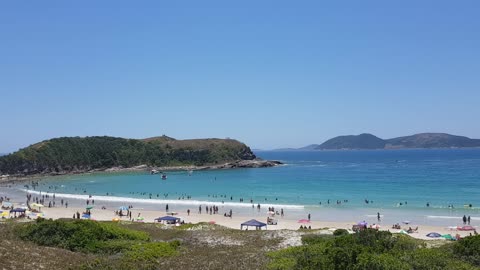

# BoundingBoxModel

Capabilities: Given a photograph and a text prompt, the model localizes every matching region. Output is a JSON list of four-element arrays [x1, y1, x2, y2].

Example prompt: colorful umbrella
[[298, 219, 311, 224], [357, 221, 368, 226], [426, 232, 442, 238], [442, 234, 455, 240], [86, 206, 94, 210]]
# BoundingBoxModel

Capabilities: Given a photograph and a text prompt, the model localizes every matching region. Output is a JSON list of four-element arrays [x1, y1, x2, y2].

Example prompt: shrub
[[16, 219, 149, 252], [333, 229, 349, 236], [453, 235, 480, 266]]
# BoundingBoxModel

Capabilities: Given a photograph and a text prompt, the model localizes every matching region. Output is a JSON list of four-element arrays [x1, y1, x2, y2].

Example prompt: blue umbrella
[[119, 206, 129, 211], [426, 232, 442, 238], [82, 214, 91, 219]]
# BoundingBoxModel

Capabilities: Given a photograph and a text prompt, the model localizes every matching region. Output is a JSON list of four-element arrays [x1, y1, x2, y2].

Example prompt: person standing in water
[[377, 212, 381, 222]]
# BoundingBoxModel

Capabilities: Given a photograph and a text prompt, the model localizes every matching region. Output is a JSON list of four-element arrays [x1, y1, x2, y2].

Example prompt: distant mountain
[[385, 133, 480, 149], [317, 134, 386, 150], [298, 144, 321, 151], [299, 133, 480, 150]]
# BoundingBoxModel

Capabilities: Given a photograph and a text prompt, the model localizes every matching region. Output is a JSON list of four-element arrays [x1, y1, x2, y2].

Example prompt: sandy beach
[[3, 199, 476, 242]]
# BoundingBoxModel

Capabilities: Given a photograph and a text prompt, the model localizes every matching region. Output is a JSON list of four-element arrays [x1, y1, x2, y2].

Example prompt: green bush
[[268, 229, 480, 270], [453, 235, 480, 266], [124, 241, 180, 263], [333, 229, 349, 236], [16, 219, 149, 252]]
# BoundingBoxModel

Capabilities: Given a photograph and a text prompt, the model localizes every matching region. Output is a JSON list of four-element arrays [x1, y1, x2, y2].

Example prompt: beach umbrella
[[357, 221, 368, 226], [112, 218, 120, 222], [0, 211, 8, 217], [442, 234, 455, 240], [459, 225, 475, 231], [402, 221, 411, 224], [298, 219, 311, 224], [209, 221, 216, 224], [426, 232, 442, 238], [118, 206, 128, 211], [86, 206, 94, 210], [31, 203, 44, 208], [399, 230, 409, 234], [81, 214, 91, 219], [136, 217, 144, 222]]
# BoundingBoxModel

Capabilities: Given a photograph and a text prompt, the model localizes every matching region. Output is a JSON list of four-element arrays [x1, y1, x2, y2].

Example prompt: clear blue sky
[[1, 1, 479, 153]]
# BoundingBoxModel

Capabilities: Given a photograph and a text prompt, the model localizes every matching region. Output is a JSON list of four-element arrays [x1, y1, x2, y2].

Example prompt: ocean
[[6, 149, 480, 226]]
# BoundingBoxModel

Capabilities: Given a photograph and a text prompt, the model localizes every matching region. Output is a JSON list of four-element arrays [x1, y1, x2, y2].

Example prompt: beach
[[2, 188, 477, 242], [2, 149, 480, 242]]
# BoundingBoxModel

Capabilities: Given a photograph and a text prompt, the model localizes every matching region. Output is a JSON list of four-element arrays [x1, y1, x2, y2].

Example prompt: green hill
[[0, 136, 256, 175], [312, 133, 480, 150], [317, 133, 386, 150], [386, 133, 480, 149]]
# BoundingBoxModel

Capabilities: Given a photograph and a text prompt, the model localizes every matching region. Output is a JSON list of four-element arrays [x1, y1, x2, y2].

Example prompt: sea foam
[[22, 189, 304, 209]]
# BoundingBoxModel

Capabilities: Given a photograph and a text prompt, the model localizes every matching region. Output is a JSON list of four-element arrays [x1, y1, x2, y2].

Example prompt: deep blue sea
[[9, 149, 480, 226]]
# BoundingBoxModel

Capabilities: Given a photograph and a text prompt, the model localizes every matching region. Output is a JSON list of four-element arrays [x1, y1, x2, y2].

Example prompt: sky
[[1, 1, 480, 153]]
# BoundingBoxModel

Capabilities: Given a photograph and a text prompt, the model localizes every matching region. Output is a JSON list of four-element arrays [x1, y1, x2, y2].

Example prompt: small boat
[[161, 174, 167, 180], [151, 170, 159, 175]]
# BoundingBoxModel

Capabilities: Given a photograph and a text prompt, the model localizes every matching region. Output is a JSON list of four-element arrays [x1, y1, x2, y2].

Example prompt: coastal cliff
[[0, 136, 278, 176]]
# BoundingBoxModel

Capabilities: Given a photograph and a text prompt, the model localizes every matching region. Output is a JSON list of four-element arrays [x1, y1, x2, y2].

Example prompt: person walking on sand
[[463, 215, 467, 225], [468, 216, 471, 225], [377, 212, 381, 222], [308, 213, 311, 221], [187, 209, 190, 216], [166, 204, 169, 212]]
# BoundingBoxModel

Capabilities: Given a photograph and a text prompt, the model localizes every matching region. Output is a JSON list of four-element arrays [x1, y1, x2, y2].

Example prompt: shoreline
[[0, 159, 282, 184], [1, 187, 477, 241], [3, 204, 476, 242]]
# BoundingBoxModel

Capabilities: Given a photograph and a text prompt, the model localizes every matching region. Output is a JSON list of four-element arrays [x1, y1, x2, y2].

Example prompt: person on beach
[[198, 206, 202, 214], [187, 209, 190, 216], [463, 215, 467, 225], [166, 204, 169, 212], [308, 213, 311, 221], [65, 201, 68, 208], [377, 212, 381, 222], [281, 209, 284, 217], [468, 216, 471, 225]]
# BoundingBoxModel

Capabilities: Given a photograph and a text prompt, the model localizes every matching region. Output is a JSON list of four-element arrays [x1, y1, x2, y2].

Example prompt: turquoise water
[[11, 149, 480, 226]]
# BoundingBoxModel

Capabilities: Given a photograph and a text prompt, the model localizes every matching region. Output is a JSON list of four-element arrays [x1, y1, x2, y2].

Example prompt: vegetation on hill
[[268, 229, 480, 270], [313, 133, 480, 150], [385, 133, 480, 149], [14, 219, 180, 269], [317, 133, 386, 150], [0, 136, 256, 175], [4, 220, 480, 270]]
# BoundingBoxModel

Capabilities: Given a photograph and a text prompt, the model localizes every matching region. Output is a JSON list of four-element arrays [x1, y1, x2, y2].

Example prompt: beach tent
[[426, 232, 442, 238], [241, 219, 267, 230], [155, 216, 180, 224], [118, 206, 129, 211], [81, 214, 91, 219], [2, 201, 13, 207], [10, 208, 26, 213]]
